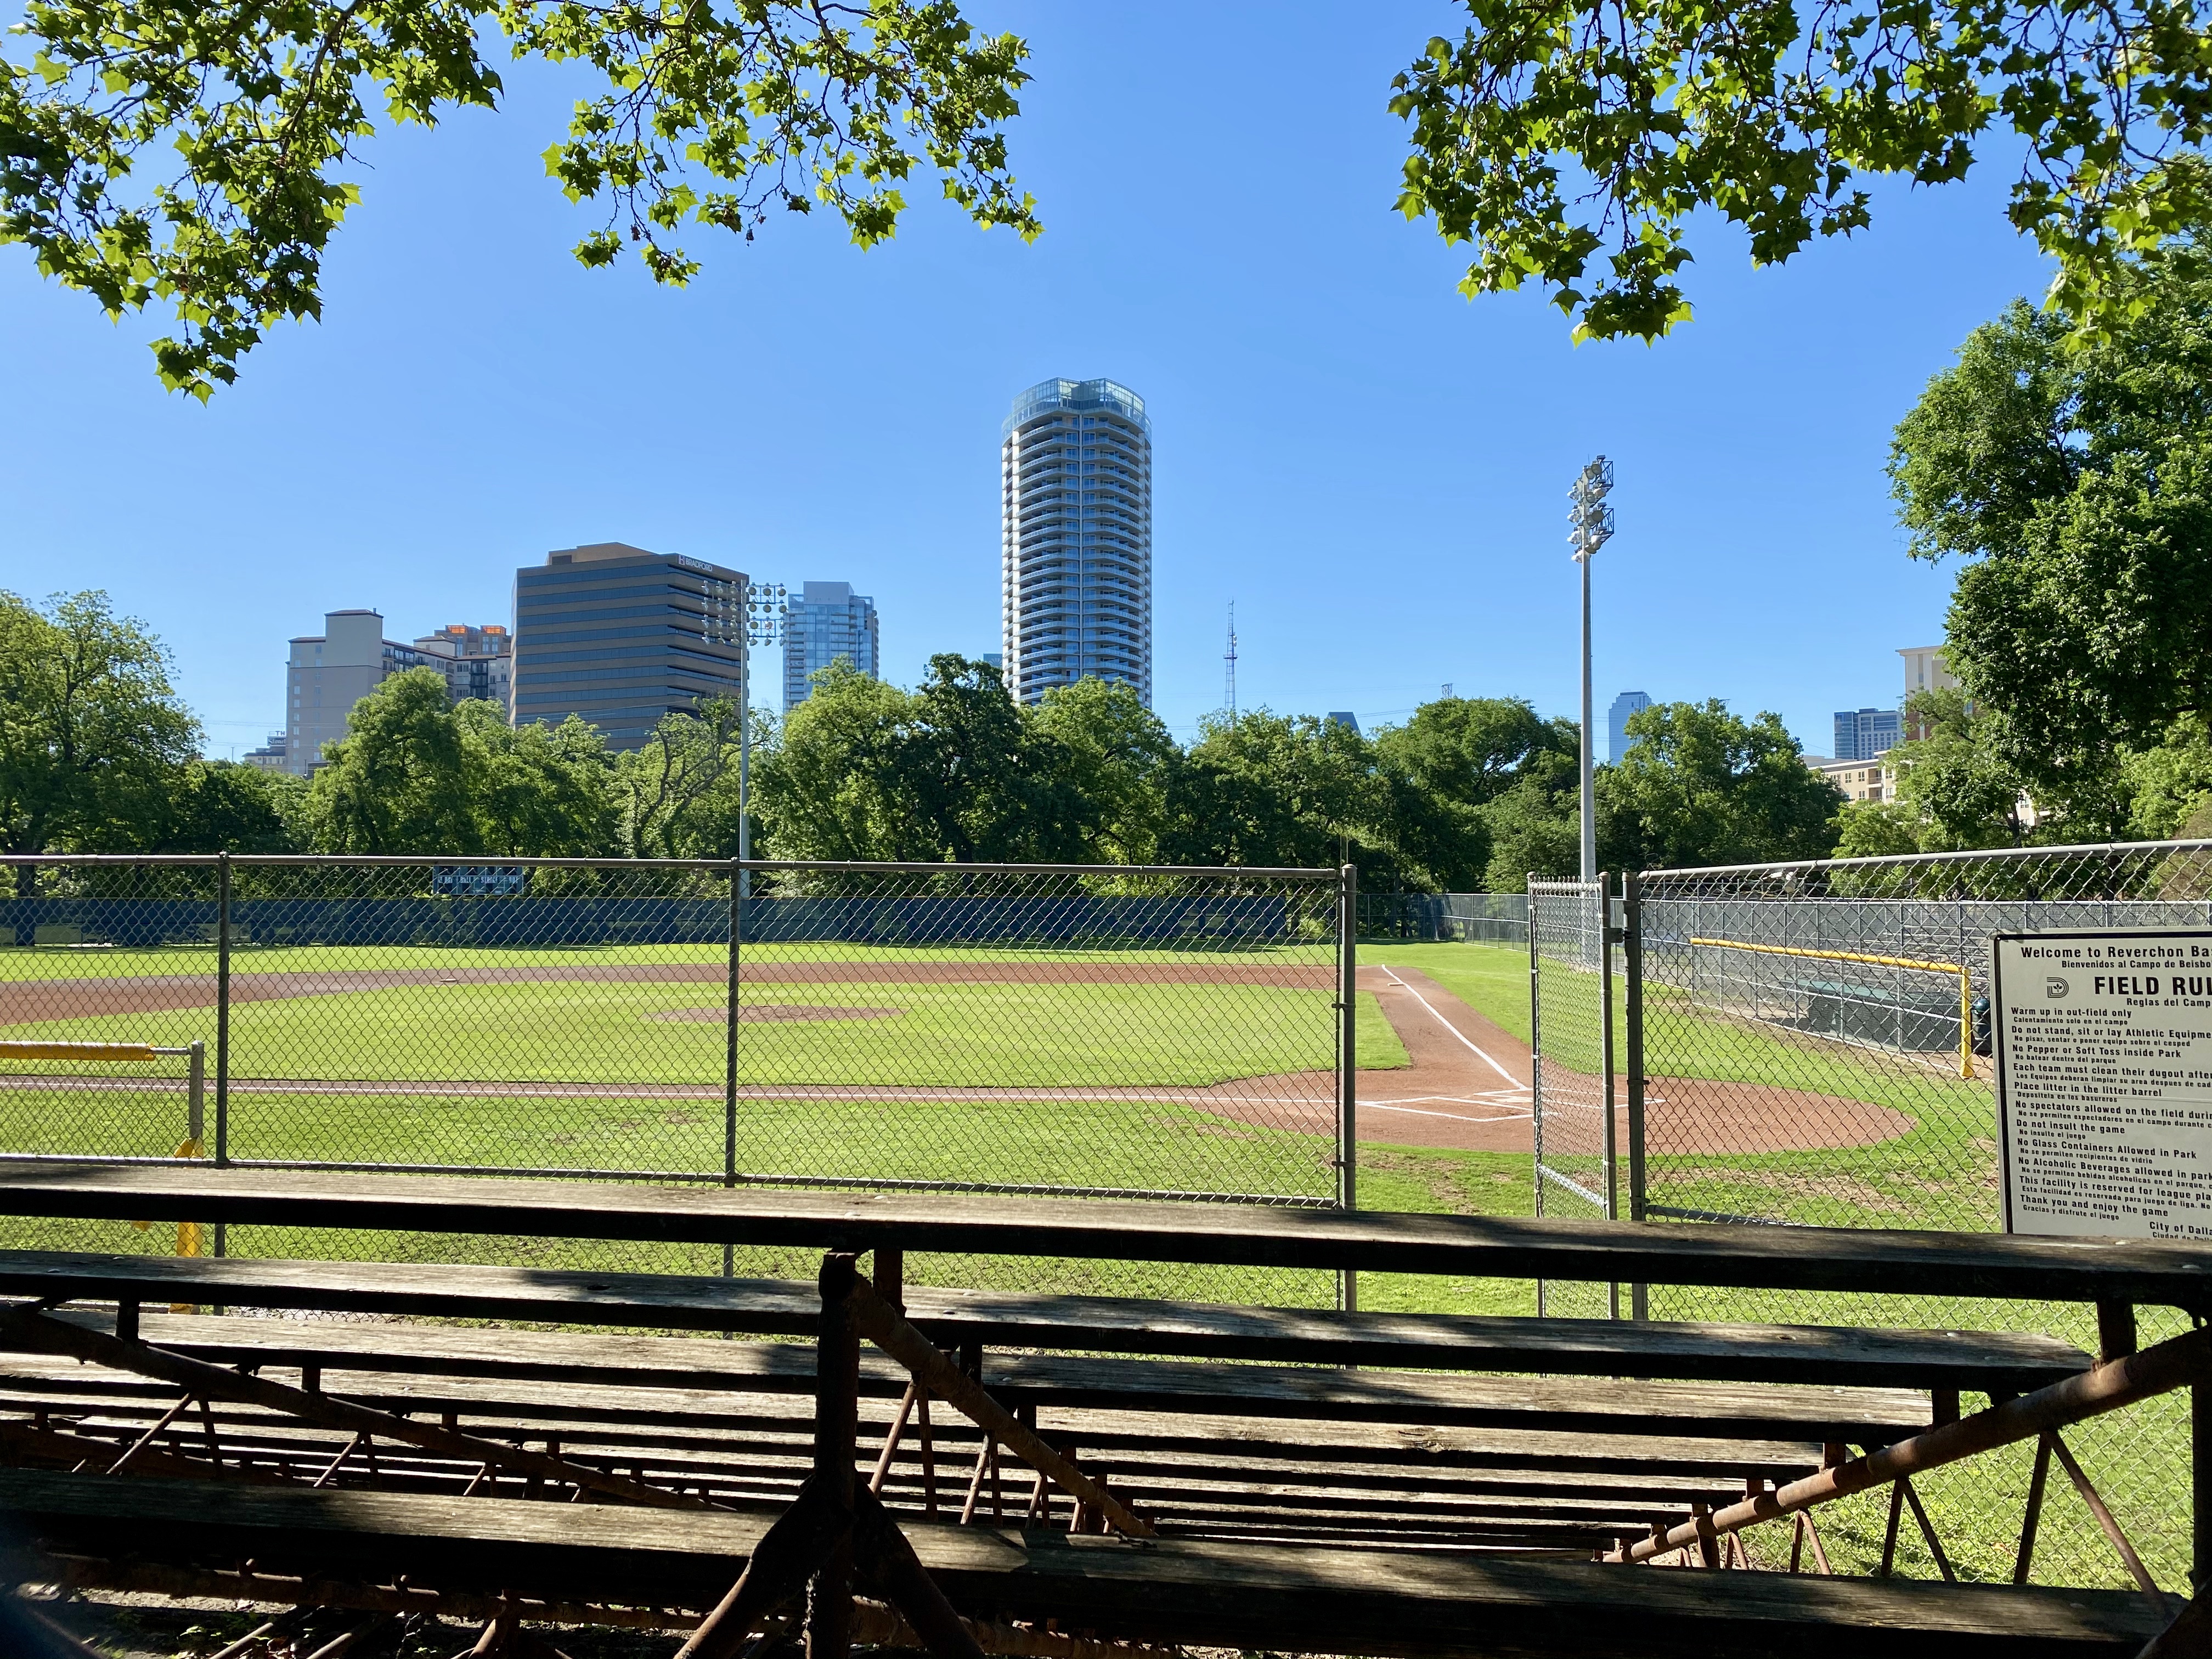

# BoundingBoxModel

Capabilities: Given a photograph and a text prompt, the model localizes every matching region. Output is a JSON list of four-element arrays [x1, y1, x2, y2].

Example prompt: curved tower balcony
[[1000, 377, 1153, 708]]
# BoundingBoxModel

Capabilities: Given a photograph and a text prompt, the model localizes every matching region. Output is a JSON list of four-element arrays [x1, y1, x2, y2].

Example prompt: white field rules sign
[[1993, 929, 2212, 1239]]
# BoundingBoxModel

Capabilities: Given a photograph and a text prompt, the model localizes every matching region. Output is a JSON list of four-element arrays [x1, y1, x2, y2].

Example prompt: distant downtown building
[[283, 610, 439, 776], [1833, 706, 1903, 762], [512, 543, 748, 750], [278, 611, 513, 774], [1607, 690, 1652, 763], [782, 581, 881, 708], [415, 623, 512, 711], [1000, 377, 1153, 706]]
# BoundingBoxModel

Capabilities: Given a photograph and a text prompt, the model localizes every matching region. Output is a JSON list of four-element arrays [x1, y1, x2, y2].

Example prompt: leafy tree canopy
[[0, 589, 199, 865], [1391, 0, 2212, 343], [757, 656, 1095, 866], [1373, 696, 1570, 807], [297, 669, 614, 854], [1601, 699, 1839, 871], [1, 0, 1037, 396], [1890, 239, 2212, 797], [1874, 687, 2040, 851]]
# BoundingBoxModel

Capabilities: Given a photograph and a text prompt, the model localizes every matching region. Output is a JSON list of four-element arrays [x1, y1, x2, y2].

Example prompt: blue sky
[[1, 3, 2053, 757]]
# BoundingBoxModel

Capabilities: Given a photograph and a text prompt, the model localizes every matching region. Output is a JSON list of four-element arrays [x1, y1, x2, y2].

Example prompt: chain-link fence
[[1528, 879, 1618, 1318], [1, 855, 1351, 1301], [1623, 840, 2212, 1592], [1357, 892, 1527, 944]]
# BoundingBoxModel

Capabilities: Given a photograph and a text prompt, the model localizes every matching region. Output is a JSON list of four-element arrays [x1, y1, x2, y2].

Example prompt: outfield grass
[[0, 940, 1335, 979], [1, 946, 1404, 1206], [2, 979, 1404, 1087]]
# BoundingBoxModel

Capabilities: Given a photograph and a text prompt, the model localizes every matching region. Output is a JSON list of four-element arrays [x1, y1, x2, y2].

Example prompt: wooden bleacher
[[0, 1468, 2178, 1657], [0, 1161, 2202, 1657]]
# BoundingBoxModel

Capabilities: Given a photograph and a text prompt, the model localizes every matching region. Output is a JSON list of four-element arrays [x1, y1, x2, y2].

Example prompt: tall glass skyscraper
[[783, 580, 880, 708], [1000, 377, 1152, 706]]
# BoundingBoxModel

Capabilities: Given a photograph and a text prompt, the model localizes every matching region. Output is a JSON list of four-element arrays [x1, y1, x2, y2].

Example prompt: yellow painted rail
[[1688, 936, 1975, 1079], [0, 1041, 171, 1062], [0, 1040, 208, 1277]]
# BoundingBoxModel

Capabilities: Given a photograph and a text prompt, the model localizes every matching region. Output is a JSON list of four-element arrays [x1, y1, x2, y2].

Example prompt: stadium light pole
[[1568, 458, 1615, 882], [741, 581, 789, 900]]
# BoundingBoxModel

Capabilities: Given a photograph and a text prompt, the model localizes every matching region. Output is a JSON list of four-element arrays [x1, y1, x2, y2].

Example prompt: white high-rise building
[[1000, 378, 1153, 706], [1900, 645, 1957, 698]]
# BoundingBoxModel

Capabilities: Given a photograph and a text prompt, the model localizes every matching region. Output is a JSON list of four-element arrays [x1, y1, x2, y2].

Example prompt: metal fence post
[[1527, 874, 1544, 1317], [2196, 1382, 2209, 1590], [1598, 872, 1620, 1321], [213, 851, 230, 1261], [1623, 870, 1648, 1321], [725, 859, 741, 1280], [186, 1041, 204, 1148], [1337, 862, 1358, 1314]]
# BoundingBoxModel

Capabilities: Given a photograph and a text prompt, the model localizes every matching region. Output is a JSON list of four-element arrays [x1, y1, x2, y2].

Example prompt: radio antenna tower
[[1224, 601, 1239, 719]]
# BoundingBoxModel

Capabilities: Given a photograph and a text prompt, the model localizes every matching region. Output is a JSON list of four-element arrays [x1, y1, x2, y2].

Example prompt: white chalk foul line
[[1364, 1101, 1534, 1125], [1375, 968, 1525, 1088]]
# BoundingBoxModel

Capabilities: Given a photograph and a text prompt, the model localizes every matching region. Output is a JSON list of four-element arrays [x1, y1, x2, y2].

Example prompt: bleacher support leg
[[808, 1252, 861, 1659]]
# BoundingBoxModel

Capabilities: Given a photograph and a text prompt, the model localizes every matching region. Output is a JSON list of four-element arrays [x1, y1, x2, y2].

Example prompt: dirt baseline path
[[1296, 966, 1912, 1156], [2, 960, 1914, 1156]]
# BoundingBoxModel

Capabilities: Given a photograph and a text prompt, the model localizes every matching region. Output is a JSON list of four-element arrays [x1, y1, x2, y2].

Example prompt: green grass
[[0, 933, 2187, 1593], [0, 940, 1335, 979], [3, 979, 1404, 1087], [1363, 940, 2001, 1229], [1, 949, 1403, 1206]]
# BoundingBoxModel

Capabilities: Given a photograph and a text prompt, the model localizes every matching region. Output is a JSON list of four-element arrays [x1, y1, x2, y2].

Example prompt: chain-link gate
[[0, 854, 1354, 1304], [1527, 877, 1618, 1317], [1629, 839, 2212, 1592]]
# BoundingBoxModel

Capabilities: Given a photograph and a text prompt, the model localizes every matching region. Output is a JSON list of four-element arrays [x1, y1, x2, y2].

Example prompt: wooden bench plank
[[3, 1165, 2206, 1307], [0, 1253, 2090, 1389], [0, 1470, 2170, 1657], [5, 1314, 1940, 1445]]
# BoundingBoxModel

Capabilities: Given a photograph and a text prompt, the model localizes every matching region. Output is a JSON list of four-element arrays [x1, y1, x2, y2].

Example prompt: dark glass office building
[[512, 543, 748, 749]]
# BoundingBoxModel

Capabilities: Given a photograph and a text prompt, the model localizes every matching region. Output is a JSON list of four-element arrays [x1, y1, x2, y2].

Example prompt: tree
[[0, 590, 200, 872], [617, 698, 751, 860], [141, 761, 302, 854], [1028, 677, 1176, 865], [756, 656, 1093, 865], [1373, 696, 1568, 807], [1832, 799, 1926, 859], [898, 656, 1088, 863], [297, 669, 613, 854], [466, 702, 618, 857], [1879, 687, 2041, 850], [2, 1, 1039, 396], [755, 662, 919, 862], [1390, 3, 2212, 343], [1162, 712, 1383, 874], [1890, 245, 2212, 800], [2120, 715, 2212, 839], [1474, 749, 1582, 890], [1600, 701, 1840, 871]]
